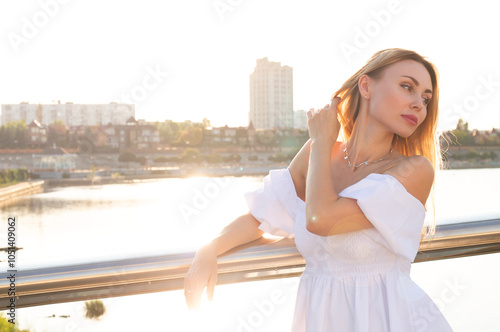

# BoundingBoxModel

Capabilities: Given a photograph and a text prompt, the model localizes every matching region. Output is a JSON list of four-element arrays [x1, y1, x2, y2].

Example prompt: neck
[[345, 113, 395, 171]]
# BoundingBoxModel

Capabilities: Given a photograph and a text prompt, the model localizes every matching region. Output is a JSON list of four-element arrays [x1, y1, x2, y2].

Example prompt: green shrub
[[223, 154, 241, 163], [14, 169, 27, 182], [153, 156, 169, 163], [0, 169, 29, 185], [180, 148, 202, 163], [206, 153, 223, 164], [84, 300, 106, 320], [268, 153, 290, 162], [5, 170, 15, 183], [464, 149, 479, 159], [136, 156, 147, 165], [118, 152, 137, 163], [0, 313, 31, 331]]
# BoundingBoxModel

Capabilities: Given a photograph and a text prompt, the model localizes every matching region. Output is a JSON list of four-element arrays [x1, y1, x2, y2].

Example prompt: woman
[[184, 48, 453, 331]]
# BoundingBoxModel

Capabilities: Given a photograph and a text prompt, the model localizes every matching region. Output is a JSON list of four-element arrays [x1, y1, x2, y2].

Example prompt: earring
[[364, 95, 368, 99]]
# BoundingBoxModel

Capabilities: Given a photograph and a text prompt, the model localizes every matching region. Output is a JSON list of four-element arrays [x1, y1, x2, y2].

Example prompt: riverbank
[[0, 180, 45, 207], [45, 164, 284, 187]]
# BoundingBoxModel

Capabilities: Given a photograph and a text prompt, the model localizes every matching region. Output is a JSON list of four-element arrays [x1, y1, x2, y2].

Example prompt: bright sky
[[1, 0, 499, 131]]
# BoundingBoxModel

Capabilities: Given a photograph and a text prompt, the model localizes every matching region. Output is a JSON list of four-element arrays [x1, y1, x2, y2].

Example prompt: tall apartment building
[[1, 102, 135, 126], [249, 57, 293, 130]]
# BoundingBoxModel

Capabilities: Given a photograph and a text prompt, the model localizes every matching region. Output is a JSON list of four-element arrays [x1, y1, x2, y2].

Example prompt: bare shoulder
[[387, 155, 435, 207]]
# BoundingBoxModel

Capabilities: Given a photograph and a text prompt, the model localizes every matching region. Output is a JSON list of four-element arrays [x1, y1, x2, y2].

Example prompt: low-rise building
[[32, 147, 77, 172], [26, 120, 48, 148], [109, 117, 160, 152]]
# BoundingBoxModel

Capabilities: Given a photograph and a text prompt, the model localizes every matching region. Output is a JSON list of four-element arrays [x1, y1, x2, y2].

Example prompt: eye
[[422, 97, 431, 106], [401, 84, 412, 92]]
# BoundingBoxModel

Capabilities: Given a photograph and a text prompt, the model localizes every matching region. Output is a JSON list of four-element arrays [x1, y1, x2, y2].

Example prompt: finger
[[330, 96, 341, 107], [206, 272, 217, 301], [185, 286, 203, 310], [306, 108, 314, 120], [184, 284, 192, 308], [184, 276, 195, 308], [184, 275, 202, 310]]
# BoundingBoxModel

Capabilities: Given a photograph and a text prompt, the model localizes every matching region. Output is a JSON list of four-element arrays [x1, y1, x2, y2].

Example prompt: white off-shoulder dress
[[244, 167, 453, 332]]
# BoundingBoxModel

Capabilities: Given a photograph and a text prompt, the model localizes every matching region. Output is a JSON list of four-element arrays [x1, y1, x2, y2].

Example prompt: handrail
[[1, 218, 500, 309]]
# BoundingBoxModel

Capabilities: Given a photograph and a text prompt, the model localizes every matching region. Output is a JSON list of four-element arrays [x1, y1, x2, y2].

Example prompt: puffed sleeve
[[243, 168, 299, 238], [338, 173, 426, 262]]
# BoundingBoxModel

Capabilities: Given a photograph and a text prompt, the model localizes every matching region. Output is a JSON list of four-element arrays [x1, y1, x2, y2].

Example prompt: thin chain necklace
[[343, 141, 394, 168]]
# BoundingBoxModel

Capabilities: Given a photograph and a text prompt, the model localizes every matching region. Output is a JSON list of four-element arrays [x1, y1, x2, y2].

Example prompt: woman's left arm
[[304, 98, 371, 236], [305, 138, 375, 236]]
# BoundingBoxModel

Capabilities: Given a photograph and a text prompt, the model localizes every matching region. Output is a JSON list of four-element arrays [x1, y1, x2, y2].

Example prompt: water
[[1, 168, 500, 331], [0, 168, 499, 265]]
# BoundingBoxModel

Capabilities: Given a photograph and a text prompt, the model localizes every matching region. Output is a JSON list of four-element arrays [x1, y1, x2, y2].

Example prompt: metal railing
[[1, 218, 500, 309]]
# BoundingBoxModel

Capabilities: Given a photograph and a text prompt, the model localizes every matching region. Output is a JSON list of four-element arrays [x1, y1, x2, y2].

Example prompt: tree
[[155, 120, 181, 144], [48, 120, 68, 148], [0, 120, 27, 148], [456, 118, 469, 132], [202, 117, 211, 128], [450, 129, 473, 146], [180, 125, 203, 146]]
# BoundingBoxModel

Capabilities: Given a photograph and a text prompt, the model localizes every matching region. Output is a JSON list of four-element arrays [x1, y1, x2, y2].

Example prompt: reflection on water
[[0, 168, 499, 265], [0, 176, 262, 264]]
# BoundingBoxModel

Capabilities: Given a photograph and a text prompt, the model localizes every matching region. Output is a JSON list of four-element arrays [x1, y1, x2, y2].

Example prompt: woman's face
[[365, 59, 433, 138]]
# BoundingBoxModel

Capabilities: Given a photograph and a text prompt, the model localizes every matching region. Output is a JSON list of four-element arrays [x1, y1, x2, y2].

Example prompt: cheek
[[419, 109, 428, 125]]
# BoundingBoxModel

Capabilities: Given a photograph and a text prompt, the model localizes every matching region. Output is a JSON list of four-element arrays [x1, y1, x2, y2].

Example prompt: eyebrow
[[401, 75, 433, 94]]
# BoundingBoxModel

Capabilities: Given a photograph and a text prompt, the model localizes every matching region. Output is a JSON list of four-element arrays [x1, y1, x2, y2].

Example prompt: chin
[[394, 129, 415, 139]]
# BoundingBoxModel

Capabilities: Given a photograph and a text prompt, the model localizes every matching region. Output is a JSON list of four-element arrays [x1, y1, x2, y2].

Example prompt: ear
[[358, 74, 371, 98]]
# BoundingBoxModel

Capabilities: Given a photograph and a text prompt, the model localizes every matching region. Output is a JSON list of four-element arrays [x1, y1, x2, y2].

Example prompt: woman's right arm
[[184, 138, 314, 309], [184, 212, 264, 309]]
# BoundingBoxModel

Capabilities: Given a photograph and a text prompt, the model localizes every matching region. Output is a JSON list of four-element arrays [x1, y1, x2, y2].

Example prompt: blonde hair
[[332, 48, 441, 239]]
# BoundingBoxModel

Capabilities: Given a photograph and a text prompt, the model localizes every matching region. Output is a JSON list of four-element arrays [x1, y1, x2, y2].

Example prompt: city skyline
[[0, 1, 499, 132]]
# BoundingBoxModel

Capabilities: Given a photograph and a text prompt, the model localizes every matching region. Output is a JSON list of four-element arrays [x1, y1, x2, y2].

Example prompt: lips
[[401, 114, 418, 126]]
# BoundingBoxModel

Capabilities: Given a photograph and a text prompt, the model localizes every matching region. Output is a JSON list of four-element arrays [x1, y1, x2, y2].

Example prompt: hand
[[184, 243, 218, 310], [306, 97, 341, 147]]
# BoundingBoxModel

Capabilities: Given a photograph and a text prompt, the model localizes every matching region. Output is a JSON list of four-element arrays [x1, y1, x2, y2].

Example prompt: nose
[[411, 96, 424, 112]]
